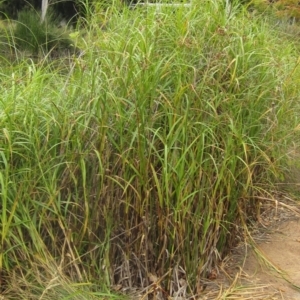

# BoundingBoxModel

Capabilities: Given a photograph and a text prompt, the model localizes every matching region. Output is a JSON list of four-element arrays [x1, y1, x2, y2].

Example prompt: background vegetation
[[1, 0, 300, 299], [0, 0, 80, 20]]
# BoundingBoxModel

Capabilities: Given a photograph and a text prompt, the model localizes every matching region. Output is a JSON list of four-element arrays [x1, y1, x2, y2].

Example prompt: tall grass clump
[[1, 0, 300, 298], [10, 9, 74, 56]]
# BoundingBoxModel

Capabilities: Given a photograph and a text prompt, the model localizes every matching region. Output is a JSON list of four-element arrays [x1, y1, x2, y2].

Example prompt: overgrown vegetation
[[252, 0, 300, 21], [1, 0, 300, 299], [0, 0, 81, 20], [13, 9, 73, 54], [0, 9, 76, 59]]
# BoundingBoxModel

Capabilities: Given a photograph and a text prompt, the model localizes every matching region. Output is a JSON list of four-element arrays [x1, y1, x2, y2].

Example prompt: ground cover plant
[[1, 0, 300, 299]]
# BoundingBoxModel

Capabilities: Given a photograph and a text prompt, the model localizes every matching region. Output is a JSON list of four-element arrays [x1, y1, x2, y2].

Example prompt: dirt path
[[241, 218, 300, 299], [201, 198, 300, 300]]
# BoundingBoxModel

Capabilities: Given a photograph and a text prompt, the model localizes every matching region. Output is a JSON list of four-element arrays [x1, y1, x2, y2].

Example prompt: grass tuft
[[1, 0, 300, 298]]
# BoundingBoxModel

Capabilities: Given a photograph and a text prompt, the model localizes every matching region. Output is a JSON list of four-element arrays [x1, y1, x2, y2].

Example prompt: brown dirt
[[242, 218, 300, 299], [202, 197, 300, 300], [127, 194, 300, 300]]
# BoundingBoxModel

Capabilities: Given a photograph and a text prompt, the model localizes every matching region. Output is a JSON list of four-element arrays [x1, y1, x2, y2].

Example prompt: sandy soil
[[243, 218, 300, 300], [221, 200, 300, 300], [199, 197, 300, 300], [241, 218, 300, 299]]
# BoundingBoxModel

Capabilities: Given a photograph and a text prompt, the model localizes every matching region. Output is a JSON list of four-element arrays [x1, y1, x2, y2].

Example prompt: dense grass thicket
[[1, 1, 300, 298]]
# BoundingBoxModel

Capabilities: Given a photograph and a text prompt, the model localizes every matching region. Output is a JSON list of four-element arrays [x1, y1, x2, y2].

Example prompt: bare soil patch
[[242, 218, 300, 299], [201, 196, 300, 300]]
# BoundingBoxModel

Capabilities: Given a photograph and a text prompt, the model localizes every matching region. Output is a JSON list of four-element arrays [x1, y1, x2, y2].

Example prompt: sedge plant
[[1, 0, 300, 298]]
